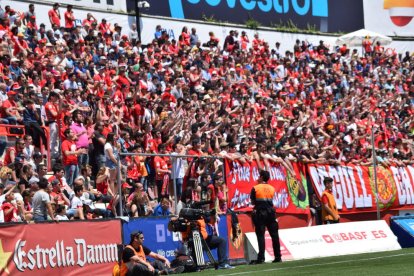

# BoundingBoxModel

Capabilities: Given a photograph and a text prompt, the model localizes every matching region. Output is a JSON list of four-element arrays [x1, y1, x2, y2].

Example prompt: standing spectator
[[171, 143, 186, 199], [64, 5, 75, 31], [44, 91, 60, 159], [321, 177, 340, 224], [362, 35, 372, 55], [104, 132, 119, 196], [23, 99, 47, 150], [250, 170, 282, 264], [129, 23, 138, 44], [48, 3, 61, 28], [154, 25, 162, 39], [32, 178, 57, 222], [154, 144, 171, 201], [62, 128, 86, 187], [71, 110, 89, 166], [92, 121, 106, 176], [190, 27, 198, 47], [23, 4, 36, 25]]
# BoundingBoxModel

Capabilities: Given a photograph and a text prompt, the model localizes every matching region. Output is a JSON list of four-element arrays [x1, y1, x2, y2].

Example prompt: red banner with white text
[[308, 164, 414, 213], [0, 220, 122, 275], [225, 160, 309, 214]]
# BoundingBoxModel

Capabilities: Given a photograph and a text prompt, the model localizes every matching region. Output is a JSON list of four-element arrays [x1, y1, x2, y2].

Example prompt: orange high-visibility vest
[[120, 245, 147, 276]]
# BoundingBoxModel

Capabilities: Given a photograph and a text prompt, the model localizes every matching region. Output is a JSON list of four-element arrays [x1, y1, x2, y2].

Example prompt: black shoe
[[168, 266, 185, 274], [250, 260, 264, 265], [272, 258, 282, 263]]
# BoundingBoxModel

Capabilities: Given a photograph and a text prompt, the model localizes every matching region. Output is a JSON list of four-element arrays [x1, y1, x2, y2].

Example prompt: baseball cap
[[29, 176, 40, 185]]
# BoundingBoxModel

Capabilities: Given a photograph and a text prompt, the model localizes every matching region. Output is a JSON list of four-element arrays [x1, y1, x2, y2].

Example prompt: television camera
[[168, 201, 218, 270]]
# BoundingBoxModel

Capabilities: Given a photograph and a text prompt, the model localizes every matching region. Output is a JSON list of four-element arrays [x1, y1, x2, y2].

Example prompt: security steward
[[120, 231, 184, 275], [250, 170, 281, 264], [321, 177, 340, 224]]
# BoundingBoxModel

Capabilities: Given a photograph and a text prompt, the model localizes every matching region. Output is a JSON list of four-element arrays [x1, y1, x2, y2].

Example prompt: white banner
[[245, 220, 401, 262], [363, 0, 414, 37]]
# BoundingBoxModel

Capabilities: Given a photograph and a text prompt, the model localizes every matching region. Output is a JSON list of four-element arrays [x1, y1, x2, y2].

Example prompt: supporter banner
[[122, 215, 228, 261], [225, 160, 309, 213], [363, 0, 414, 36], [0, 220, 122, 275], [308, 164, 414, 213], [146, 0, 364, 33], [227, 213, 254, 260]]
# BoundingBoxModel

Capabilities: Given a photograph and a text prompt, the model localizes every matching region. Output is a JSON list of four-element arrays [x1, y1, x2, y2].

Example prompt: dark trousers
[[252, 208, 281, 262], [127, 260, 166, 276], [25, 122, 47, 148], [206, 235, 228, 265]]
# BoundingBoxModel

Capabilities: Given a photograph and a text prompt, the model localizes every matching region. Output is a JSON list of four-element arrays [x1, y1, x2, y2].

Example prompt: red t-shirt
[[64, 11, 75, 29], [48, 9, 60, 26], [2, 202, 18, 222], [62, 140, 78, 165], [154, 156, 169, 180], [45, 102, 58, 121]]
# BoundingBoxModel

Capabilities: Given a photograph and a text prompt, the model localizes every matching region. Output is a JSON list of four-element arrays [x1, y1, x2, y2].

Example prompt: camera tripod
[[187, 228, 218, 270]]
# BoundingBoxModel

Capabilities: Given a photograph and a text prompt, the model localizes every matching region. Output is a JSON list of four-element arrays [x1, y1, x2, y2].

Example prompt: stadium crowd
[[0, 3, 413, 223]]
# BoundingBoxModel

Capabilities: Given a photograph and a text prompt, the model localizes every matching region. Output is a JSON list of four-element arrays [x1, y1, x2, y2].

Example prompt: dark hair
[[260, 170, 270, 182], [106, 132, 116, 144], [323, 177, 333, 184], [74, 185, 83, 194], [130, 230, 143, 242], [52, 164, 63, 174], [38, 178, 49, 189], [64, 128, 71, 138]]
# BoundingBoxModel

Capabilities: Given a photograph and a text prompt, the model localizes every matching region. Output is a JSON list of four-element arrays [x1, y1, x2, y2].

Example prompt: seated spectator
[[66, 185, 85, 220], [128, 182, 152, 217], [153, 197, 171, 216]]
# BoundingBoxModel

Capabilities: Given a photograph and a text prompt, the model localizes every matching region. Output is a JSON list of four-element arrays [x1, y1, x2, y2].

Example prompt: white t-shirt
[[70, 196, 83, 210], [0, 194, 5, 222]]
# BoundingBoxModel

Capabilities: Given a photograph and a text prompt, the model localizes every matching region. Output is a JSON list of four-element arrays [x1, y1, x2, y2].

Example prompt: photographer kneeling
[[169, 211, 234, 270], [120, 231, 184, 275]]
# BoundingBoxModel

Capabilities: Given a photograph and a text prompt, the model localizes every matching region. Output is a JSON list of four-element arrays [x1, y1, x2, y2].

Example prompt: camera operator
[[250, 170, 282, 264], [120, 231, 184, 275], [168, 212, 234, 270]]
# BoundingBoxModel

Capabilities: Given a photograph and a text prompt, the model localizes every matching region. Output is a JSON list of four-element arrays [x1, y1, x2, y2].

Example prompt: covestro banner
[[0, 220, 121, 275], [308, 164, 414, 213]]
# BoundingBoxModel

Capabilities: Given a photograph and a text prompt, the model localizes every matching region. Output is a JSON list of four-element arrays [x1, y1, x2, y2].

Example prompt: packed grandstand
[[0, 1, 412, 223]]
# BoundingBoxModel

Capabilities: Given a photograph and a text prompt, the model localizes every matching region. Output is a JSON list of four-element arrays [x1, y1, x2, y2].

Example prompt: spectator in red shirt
[[61, 128, 87, 188], [64, 5, 75, 31], [153, 144, 171, 201], [48, 3, 61, 27]]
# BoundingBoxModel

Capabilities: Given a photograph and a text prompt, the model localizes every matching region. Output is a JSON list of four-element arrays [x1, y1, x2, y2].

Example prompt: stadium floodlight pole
[[171, 157, 178, 215], [135, 0, 142, 42], [371, 125, 381, 220], [117, 154, 123, 217]]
